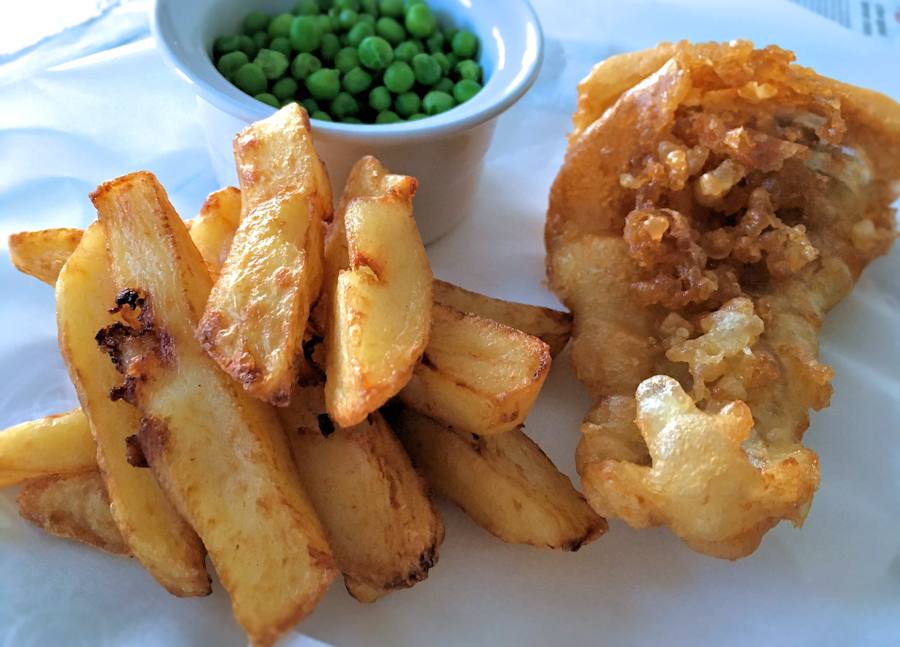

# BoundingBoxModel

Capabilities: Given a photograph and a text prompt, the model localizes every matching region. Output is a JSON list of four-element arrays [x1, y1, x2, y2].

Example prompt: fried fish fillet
[[546, 41, 900, 558]]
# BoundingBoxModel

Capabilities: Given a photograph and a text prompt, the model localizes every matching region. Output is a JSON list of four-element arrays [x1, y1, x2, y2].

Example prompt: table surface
[[0, 1, 898, 646]]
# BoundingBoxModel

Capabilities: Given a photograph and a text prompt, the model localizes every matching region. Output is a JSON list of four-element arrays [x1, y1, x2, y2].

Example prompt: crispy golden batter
[[548, 41, 900, 558]]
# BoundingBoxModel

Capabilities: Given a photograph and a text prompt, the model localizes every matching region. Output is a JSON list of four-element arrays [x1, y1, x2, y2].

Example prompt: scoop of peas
[[212, 0, 484, 124]]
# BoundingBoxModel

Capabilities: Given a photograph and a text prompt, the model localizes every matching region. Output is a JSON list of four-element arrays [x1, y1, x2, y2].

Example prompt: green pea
[[217, 51, 249, 80], [320, 33, 341, 60], [407, 112, 427, 120], [272, 77, 299, 101], [453, 79, 480, 103], [393, 40, 420, 62], [342, 116, 363, 124], [255, 92, 280, 108], [252, 32, 269, 50], [291, 52, 322, 79], [451, 30, 478, 58], [455, 59, 481, 82], [315, 14, 333, 33], [327, 8, 342, 31], [294, 0, 320, 15], [338, 9, 358, 30], [432, 52, 450, 75], [426, 31, 444, 53], [347, 22, 374, 47], [394, 91, 420, 117], [411, 53, 440, 85], [445, 52, 458, 69], [312, 110, 332, 121], [243, 11, 270, 35], [255, 49, 290, 79], [422, 90, 455, 115], [214, 35, 241, 55], [359, 14, 376, 26], [358, 36, 393, 70], [405, 4, 435, 38], [334, 0, 359, 9], [268, 13, 294, 38], [368, 85, 392, 111], [233, 63, 267, 95], [290, 16, 321, 52], [376, 17, 406, 45], [301, 97, 319, 113], [379, 0, 403, 17], [342, 66, 373, 93], [433, 77, 453, 94], [334, 47, 359, 73], [375, 110, 401, 123], [306, 68, 341, 99], [268, 36, 292, 56], [236, 35, 258, 58], [404, 0, 424, 9], [330, 91, 359, 118], [360, 0, 378, 15], [383, 61, 414, 93]]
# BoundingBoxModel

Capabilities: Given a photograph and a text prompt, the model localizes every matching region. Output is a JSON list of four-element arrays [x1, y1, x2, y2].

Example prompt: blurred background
[[1, 0, 898, 87]]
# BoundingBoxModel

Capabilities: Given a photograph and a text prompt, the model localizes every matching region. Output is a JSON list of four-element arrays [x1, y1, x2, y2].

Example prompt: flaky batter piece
[[547, 41, 900, 558]]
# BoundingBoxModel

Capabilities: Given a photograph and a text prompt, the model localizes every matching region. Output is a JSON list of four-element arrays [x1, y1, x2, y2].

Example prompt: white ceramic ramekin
[[152, 0, 543, 243]]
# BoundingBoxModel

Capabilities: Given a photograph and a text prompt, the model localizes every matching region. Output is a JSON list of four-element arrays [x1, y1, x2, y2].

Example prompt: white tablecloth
[[1, 2, 898, 646]]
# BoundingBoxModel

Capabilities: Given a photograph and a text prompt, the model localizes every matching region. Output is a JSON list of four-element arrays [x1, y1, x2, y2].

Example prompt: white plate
[[1, 2, 899, 645]]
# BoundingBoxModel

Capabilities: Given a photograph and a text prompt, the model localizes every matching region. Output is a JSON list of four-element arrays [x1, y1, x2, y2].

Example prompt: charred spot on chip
[[109, 287, 145, 313], [560, 517, 609, 553], [137, 416, 170, 464], [95, 322, 135, 372], [109, 375, 140, 405], [97, 292, 174, 404], [125, 434, 149, 468], [381, 543, 439, 592], [317, 414, 335, 438], [420, 353, 436, 370]]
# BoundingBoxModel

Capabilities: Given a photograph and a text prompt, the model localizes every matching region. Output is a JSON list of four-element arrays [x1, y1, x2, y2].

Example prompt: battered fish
[[546, 41, 900, 558]]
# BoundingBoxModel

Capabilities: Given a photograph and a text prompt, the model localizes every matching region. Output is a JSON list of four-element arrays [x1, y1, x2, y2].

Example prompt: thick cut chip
[[18, 472, 128, 555], [93, 171, 335, 647], [56, 222, 209, 597], [393, 408, 605, 550], [190, 186, 241, 278], [0, 410, 95, 487], [432, 279, 572, 356], [324, 157, 432, 427], [198, 192, 324, 405], [7, 192, 239, 288], [279, 385, 443, 602], [199, 105, 330, 406], [312, 155, 413, 336], [9, 228, 83, 285], [398, 304, 551, 436], [233, 103, 332, 219]]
